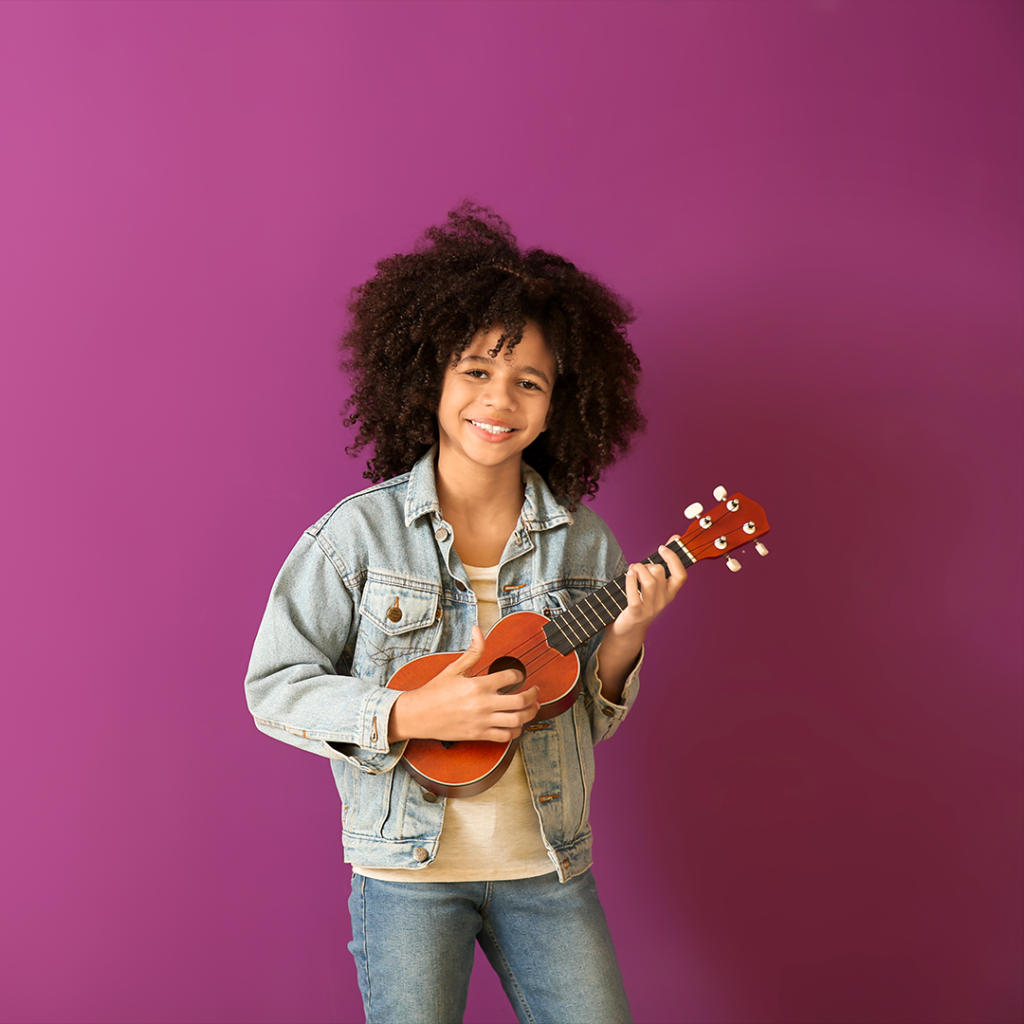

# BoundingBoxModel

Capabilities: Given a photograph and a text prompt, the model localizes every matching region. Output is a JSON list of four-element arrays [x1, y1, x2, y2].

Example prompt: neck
[[434, 450, 525, 566], [434, 450, 525, 520]]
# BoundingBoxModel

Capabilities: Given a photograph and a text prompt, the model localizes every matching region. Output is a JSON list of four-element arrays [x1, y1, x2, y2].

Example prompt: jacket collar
[[403, 447, 574, 532]]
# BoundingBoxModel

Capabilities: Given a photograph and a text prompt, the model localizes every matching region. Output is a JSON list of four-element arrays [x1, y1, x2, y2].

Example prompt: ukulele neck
[[542, 538, 693, 655]]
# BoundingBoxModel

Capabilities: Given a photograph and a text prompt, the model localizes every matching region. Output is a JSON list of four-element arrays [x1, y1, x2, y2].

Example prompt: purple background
[[1, 2, 1021, 1022]]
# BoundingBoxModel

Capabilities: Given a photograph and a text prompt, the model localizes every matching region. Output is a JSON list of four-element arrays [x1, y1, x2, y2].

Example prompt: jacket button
[[422, 790, 438, 803], [455, 580, 466, 591], [435, 527, 449, 542], [601, 707, 615, 717], [387, 598, 402, 623], [413, 847, 429, 862]]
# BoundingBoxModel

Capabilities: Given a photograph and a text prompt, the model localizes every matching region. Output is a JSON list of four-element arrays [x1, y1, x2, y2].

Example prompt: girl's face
[[436, 322, 556, 476]]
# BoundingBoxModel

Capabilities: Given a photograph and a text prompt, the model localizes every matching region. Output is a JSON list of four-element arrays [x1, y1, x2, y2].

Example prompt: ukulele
[[387, 487, 770, 797]]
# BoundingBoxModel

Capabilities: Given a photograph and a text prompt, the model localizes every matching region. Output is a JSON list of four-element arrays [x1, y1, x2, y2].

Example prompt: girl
[[245, 205, 687, 1023]]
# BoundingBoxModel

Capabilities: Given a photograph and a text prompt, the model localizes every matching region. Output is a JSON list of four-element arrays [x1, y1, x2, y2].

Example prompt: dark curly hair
[[340, 204, 645, 508]]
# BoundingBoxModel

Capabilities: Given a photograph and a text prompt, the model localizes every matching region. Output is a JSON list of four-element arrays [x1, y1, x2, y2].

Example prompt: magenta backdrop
[[1, 2, 1021, 1022]]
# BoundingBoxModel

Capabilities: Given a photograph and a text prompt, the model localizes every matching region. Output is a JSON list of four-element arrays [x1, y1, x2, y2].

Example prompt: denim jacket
[[244, 450, 641, 881]]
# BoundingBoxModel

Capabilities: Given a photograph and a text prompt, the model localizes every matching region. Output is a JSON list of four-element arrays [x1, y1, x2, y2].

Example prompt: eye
[[517, 380, 543, 391], [464, 369, 489, 379]]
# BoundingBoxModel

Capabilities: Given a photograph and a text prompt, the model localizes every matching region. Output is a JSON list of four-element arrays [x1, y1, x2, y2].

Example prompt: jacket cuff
[[587, 643, 643, 721], [323, 686, 408, 773]]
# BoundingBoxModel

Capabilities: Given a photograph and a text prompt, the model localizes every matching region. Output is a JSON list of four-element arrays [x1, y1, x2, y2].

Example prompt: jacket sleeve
[[578, 546, 643, 744], [244, 531, 408, 774]]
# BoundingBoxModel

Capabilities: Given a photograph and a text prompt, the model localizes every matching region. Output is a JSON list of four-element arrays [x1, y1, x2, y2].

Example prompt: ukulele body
[[386, 610, 581, 797]]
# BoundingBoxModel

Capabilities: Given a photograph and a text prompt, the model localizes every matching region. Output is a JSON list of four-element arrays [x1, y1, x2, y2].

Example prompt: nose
[[480, 375, 517, 411]]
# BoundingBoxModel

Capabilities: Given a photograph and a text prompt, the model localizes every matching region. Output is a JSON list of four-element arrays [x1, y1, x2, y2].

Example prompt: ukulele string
[[466, 577, 631, 684], [468, 512, 761, 683], [514, 517, 757, 670], [468, 630, 564, 679]]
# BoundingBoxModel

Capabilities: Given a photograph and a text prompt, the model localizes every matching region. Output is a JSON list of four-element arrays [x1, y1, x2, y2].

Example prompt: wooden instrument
[[387, 487, 770, 797]]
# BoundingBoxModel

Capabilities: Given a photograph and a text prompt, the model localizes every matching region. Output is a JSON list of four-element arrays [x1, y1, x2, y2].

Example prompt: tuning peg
[[683, 502, 704, 519], [726, 556, 742, 572], [713, 486, 728, 502], [755, 541, 769, 556]]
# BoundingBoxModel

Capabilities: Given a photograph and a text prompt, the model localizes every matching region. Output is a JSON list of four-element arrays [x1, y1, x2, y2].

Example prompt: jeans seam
[[358, 875, 373, 1018], [479, 879, 493, 913], [481, 918, 537, 1024]]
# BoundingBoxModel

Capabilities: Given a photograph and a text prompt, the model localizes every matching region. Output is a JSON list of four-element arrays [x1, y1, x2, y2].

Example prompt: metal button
[[435, 527, 449, 542], [386, 598, 402, 623], [455, 580, 466, 591], [601, 707, 615, 717], [422, 791, 438, 803], [435, 607, 443, 621], [413, 847, 429, 862]]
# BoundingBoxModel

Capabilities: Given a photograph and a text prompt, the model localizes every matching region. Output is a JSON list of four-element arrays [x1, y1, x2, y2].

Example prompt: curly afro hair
[[340, 204, 645, 508]]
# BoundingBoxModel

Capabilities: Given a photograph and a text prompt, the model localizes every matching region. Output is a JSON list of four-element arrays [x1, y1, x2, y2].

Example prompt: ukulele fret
[[558, 612, 588, 647], [582, 585, 626, 624], [590, 588, 624, 621], [543, 616, 579, 655], [571, 600, 604, 633]]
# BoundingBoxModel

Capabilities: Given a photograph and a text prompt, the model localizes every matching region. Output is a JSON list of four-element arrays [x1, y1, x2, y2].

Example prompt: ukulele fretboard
[[542, 539, 694, 654]]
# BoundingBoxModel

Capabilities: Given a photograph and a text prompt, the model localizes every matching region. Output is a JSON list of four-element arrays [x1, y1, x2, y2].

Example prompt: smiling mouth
[[469, 420, 514, 435]]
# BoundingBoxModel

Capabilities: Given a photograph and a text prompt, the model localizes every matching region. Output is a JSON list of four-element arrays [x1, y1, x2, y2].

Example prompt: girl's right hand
[[386, 626, 540, 743]]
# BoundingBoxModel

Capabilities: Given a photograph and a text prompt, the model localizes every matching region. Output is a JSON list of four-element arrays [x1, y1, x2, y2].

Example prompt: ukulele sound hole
[[491, 656, 527, 693], [438, 658, 527, 750]]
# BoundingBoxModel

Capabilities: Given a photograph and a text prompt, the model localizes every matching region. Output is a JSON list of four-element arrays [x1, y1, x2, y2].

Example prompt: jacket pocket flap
[[360, 576, 440, 636]]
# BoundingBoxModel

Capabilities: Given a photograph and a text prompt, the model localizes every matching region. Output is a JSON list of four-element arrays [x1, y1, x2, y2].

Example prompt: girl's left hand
[[606, 537, 688, 646]]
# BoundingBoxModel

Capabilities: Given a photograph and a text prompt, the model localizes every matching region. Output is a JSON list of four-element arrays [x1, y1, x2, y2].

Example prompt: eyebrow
[[458, 354, 552, 387]]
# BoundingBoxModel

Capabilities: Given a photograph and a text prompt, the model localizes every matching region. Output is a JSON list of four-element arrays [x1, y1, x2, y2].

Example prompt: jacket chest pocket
[[356, 574, 442, 679]]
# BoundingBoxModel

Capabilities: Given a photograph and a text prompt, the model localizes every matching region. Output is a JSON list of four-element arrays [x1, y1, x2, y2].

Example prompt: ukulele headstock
[[678, 486, 770, 571]]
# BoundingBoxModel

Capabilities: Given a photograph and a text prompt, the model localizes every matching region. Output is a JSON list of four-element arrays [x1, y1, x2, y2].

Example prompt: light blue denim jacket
[[244, 450, 641, 881]]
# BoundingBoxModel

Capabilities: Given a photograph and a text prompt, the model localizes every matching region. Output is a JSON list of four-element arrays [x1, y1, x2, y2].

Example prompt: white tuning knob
[[713, 486, 728, 502], [755, 541, 769, 556], [726, 556, 742, 572], [683, 502, 704, 519]]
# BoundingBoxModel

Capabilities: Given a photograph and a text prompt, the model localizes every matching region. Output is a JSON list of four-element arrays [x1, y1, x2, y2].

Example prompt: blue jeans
[[348, 870, 633, 1024]]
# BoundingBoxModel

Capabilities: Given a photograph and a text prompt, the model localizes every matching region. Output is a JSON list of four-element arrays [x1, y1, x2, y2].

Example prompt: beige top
[[352, 563, 554, 882]]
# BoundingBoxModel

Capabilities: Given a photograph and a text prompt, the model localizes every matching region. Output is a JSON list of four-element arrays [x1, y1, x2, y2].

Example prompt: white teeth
[[471, 421, 513, 434]]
